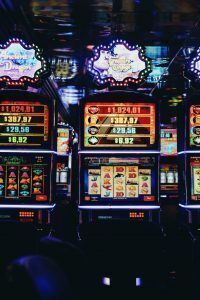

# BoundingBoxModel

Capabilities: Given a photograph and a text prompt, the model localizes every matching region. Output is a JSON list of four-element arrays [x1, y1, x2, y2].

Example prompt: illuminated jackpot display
[[190, 157, 200, 201], [190, 105, 200, 147], [84, 102, 155, 148], [0, 101, 49, 147], [81, 156, 157, 204], [0, 154, 52, 204]]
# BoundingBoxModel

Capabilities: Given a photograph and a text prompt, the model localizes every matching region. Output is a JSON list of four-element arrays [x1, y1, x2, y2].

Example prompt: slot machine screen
[[57, 127, 70, 154], [81, 156, 157, 205], [189, 105, 200, 148], [0, 100, 51, 148], [190, 157, 200, 201], [84, 102, 156, 148], [160, 164, 178, 196], [160, 128, 177, 156], [0, 153, 53, 204]]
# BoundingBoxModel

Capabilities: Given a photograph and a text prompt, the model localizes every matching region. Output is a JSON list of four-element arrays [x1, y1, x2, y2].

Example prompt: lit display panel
[[84, 102, 155, 148], [160, 164, 178, 194], [190, 157, 200, 201], [57, 127, 69, 154], [160, 128, 177, 156], [0, 153, 52, 204], [81, 156, 157, 205], [189, 105, 200, 147], [0, 101, 49, 147]]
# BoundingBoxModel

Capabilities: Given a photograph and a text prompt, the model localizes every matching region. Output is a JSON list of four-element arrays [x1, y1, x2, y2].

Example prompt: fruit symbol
[[0, 184, 4, 189], [0, 178, 3, 183], [0, 166, 4, 171]]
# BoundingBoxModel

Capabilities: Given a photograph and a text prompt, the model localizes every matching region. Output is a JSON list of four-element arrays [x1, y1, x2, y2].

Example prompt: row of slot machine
[[0, 88, 199, 232]]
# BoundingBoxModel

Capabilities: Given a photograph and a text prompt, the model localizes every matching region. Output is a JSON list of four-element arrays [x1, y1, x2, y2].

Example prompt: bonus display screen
[[190, 157, 200, 201], [84, 102, 156, 148], [160, 128, 177, 156], [0, 154, 52, 204], [82, 156, 156, 204], [189, 105, 200, 147], [57, 127, 69, 154], [160, 164, 178, 195], [0, 101, 49, 147]]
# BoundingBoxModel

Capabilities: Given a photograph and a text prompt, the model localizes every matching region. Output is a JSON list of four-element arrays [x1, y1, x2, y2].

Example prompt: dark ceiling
[[0, 0, 199, 124]]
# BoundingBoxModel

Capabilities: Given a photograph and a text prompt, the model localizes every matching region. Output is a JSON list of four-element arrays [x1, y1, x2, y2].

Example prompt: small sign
[[87, 39, 151, 87], [0, 38, 49, 87]]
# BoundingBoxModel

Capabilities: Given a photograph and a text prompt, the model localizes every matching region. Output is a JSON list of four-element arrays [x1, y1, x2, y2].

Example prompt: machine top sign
[[0, 38, 49, 87], [87, 39, 152, 87]]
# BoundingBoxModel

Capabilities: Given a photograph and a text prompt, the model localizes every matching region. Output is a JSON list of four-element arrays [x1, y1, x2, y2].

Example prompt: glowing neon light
[[87, 39, 151, 87], [179, 204, 200, 209], [0, 204, 55, 209], [0, 38, 49, 87], [79, 205, 160, 210]]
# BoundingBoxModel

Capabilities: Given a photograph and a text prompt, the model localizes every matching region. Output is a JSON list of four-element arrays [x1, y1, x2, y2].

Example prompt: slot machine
[[0, 90, 56, 229], [179, 95, 200, 230], [78, 91, 160, 226]]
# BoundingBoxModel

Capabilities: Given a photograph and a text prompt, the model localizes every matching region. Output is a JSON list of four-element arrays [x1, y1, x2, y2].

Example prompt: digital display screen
[[81, 156, 156, 204], [57, 127, 69, 154], [0, 101, 49, 147], [160, 164, 178, 195], [145, 46, 169, 83], [0, 153, 52, 204], [190, 157, 200, 201], [84, 102, 156, 148], [189, 105, 200, 147], [160, 128, 177, 156]]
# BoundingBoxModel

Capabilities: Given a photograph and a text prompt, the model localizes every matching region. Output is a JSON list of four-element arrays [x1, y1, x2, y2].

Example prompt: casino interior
[[0, 1, 199, 299]]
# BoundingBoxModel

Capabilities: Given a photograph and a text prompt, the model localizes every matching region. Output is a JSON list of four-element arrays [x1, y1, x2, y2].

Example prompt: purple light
[[79, 205, 160, 210], [136, 278, 142, 287], [102, 277, 111, 286], [179, 204, 200, 209], [0, 204, 56, 209]]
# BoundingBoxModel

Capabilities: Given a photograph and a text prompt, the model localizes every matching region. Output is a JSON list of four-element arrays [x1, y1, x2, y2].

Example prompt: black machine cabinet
[[78, 91, 160, 224]]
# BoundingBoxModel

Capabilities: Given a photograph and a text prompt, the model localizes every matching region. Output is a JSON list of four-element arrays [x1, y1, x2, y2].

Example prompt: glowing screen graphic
[[57, 127, 69, 154], [84, 102, 155, 148], [190, 157, 200, 201], [0, 101, 49, 147], [160, 128, 177, 156], [0, 154, 52, 203], [87, 40, 151, 86], [82, 157, 156, 204]]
